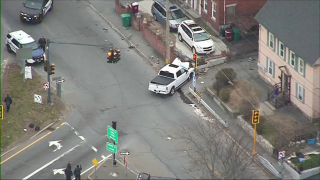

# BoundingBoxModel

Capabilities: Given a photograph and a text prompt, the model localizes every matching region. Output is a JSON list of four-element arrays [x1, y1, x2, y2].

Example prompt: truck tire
[[170, 87, 175, 96]]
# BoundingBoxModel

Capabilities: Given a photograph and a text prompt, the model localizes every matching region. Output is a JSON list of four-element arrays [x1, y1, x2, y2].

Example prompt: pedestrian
[[38, 36, 47, 52], [65, 161, 73, 180], [4, 94, 12, 113], [274, 85, 279, 102], [74, 165, 82, 180]]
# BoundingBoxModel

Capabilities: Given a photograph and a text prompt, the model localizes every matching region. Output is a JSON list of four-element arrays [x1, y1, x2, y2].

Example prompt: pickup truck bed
[[150, 76, 174, 86]]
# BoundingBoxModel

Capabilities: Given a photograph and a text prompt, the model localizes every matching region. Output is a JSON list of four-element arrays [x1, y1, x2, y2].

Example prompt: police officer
[[38, 36, 47, 52], [74, 165, 82, 180]]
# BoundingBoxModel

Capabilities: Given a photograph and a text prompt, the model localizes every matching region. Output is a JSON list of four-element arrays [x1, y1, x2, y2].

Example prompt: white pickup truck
[[148, 58, 194, 96]]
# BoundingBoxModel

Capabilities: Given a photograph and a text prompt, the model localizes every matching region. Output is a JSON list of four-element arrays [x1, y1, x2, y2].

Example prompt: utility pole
[[46, 39, 51, 105], [165, 0, 170, 64]]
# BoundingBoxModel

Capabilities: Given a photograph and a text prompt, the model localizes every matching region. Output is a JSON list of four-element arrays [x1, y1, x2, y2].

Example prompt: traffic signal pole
[[252, 124, 257, 155], [46, 39, 51, 105], [165, 0, 170, 64], [112, 121, 117, 166], [251, 110, 260, 155]]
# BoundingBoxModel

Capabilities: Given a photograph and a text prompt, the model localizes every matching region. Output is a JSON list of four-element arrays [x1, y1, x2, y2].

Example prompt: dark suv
[[151, 0, 188, 31]]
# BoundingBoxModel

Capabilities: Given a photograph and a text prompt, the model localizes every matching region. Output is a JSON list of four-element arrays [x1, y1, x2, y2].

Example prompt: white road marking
[[1, 146, 18, 157], [48, 140, 63, 152], [78, 136, 85, 141], [53, 168, 65, 175], [91, 146, 97, 152], [74, 131, 79, 135], [76, 154, 112, 178], [22, 141, 85, 180]]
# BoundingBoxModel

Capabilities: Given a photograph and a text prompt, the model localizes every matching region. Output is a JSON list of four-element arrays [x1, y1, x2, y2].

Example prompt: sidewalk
[[87, 158, 137, 180]]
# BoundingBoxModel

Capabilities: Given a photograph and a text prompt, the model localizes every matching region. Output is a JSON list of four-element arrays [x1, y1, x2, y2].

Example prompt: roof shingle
[[255, 0, 320, 66]]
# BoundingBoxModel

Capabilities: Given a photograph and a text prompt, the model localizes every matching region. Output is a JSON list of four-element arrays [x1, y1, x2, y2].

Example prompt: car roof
[[9, 30, 35, 44], [156, 0, 179, 10], [161, 63, 183, 73], [182, 20, 206, 33]]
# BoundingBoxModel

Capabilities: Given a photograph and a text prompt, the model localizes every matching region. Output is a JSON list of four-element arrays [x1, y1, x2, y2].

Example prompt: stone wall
[[237, 115, 274, 154], [115, 0, 176, 63]]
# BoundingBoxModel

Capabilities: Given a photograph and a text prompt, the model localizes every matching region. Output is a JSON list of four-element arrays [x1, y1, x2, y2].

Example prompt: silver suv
[[151, 0, 188, 32]]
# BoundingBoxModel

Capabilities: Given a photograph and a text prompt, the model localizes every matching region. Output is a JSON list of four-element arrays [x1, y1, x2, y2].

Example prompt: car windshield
[[193, 32, 211, 42], [22, 42, 39, 50], [170, 9, 185, 20], [25, 0, 43, 10]]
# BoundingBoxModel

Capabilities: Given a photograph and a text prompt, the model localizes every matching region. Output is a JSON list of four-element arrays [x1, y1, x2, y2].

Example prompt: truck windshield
[[159, 71, 174, 79]]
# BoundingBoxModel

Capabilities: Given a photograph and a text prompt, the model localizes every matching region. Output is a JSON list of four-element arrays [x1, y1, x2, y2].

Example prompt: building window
[[298, 58, 304, 75], [226, 4, 236, 14], [267, 58, 274, 76], [204, 0, 208, 13], [278, 41, 284, 58], [290, 51, 295, 67], [268, 32, 274, 49], [297, 84, 304, 102], [212, 1, 216, 19]]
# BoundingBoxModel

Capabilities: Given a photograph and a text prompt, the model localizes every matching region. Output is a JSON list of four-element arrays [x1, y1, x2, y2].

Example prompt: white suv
[[178, 20, 215, 54], [5, 30, 46, 64]]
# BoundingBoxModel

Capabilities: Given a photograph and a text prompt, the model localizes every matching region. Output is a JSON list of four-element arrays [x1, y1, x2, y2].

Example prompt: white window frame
[[267, 58, 274, 76], [204, 0, 208, 13], [290, 51, 295, 68], [268, 32, 274, 49], [297, 84, 304, 102], [278, 41, 284, 59], [298, 58, 304, 75], [226, 4, 236, 15], [212, 1, 217, 19]]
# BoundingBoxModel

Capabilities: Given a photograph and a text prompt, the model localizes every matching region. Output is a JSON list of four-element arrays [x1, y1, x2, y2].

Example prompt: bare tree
[[173, 117, 261, 179]]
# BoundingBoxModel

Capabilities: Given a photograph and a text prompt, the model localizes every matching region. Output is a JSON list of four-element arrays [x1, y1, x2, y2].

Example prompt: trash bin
[[131, 2, 139, 14], [121, 14, 131, 28], [225, 29, 233, 42], [219, 25, 229, 37], [232, 27, 241, 41]]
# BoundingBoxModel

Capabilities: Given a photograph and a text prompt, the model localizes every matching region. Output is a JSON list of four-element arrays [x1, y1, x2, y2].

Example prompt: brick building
[[184, 0, 266, 32]]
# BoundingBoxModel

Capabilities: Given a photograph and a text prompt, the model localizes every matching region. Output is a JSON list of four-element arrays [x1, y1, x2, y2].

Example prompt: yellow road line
[[0, 132, 52, 165], [41, 23, 54, 37], [0, 122, 66, 165]]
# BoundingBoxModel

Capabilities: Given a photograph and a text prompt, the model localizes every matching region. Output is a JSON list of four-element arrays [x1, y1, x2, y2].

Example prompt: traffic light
[[193, 53, 198, 68], [44, 60, 48, 72], [49, 63, 55, 75], [252, 110, 260, 124], [114, 49, 121, 62], [107, 49, 114, 63]]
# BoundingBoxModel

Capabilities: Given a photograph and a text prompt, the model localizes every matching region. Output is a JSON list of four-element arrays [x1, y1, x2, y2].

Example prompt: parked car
[[151, 0, 188, 32], [5, 30, 46, 65], [178, 20, 215, 54], [148, 58, 194, 96], [20, 0, 53, 23]]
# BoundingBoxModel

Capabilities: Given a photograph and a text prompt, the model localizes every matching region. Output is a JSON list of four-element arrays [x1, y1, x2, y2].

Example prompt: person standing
[[4, 94, 12, 113], [38, 36, 47, 52], [74, 165, 82, 180], [65, 161, 73, 180]]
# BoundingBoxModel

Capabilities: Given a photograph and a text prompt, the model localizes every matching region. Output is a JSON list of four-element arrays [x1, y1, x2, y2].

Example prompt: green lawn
[[290, 154, 320, 170]]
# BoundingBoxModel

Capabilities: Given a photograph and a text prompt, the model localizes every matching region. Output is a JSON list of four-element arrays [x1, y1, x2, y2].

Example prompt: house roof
[[255, 0, 320, 66]]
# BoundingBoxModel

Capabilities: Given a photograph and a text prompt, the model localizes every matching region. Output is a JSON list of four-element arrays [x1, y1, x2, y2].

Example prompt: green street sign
[[106, 142, 117, 153], [108, 125, 118, 144]]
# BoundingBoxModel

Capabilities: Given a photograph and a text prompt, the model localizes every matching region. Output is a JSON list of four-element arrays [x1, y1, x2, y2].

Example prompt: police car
[[20, 0, 53, 23], [5, 30, 46, 64]]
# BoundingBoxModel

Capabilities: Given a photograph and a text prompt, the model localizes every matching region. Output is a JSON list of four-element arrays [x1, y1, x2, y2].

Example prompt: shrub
[[220, 89, 231, 103], [256, 124, 264, 135], [239, 100, 254, 121], [215, 68, 237, 86]]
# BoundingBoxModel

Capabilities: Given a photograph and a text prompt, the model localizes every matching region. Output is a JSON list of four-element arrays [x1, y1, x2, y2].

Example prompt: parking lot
[[122, 0, 227, 59]]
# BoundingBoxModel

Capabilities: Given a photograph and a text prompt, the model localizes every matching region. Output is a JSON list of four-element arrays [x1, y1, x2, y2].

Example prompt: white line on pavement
[[76, 154, 112, 178], [91, 146, 98, 152], [1, 146, 18, 157], [22, 141, 85, 180]]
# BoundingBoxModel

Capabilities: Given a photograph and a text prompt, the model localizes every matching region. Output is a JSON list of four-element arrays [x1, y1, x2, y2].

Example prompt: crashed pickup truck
[[148, 58, 194, 96]]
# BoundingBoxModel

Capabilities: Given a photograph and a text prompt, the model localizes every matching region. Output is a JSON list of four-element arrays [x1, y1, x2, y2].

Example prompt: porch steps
[[264, 101, 276, 111]]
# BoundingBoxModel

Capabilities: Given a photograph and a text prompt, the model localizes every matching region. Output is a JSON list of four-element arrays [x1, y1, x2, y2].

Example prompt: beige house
[[255, 0, 320, 121]]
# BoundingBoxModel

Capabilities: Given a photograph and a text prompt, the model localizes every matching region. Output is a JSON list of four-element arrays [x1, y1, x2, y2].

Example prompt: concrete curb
[[88, 4, 160, 72], [87, 158, 138, 180], [182, 91, 279, 179]]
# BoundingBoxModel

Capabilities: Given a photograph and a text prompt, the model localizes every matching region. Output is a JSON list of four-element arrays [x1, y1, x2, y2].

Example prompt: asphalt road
[[1, 0, 269, 179]]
